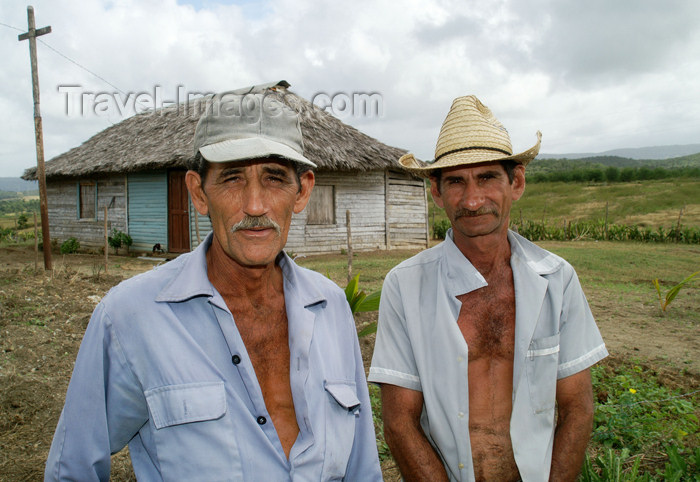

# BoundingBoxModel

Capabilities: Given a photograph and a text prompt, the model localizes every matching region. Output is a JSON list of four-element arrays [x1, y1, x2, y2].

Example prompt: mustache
[[231, 215, 281, 235], [454, 207, 498, 218]]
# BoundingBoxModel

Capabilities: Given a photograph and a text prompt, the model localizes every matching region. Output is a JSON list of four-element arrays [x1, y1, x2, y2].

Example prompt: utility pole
[[19, 5, 52, 270]]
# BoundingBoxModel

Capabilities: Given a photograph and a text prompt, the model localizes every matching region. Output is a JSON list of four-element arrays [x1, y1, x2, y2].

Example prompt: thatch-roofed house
[[23, 81, 429, 255]]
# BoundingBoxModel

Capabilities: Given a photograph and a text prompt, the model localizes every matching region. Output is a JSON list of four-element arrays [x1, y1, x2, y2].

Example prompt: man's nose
[[242, 180, 267, 216], [461, 184, 485, 210]]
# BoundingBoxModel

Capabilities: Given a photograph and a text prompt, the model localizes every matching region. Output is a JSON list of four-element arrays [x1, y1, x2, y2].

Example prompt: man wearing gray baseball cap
[[45, 92, 382, 481]]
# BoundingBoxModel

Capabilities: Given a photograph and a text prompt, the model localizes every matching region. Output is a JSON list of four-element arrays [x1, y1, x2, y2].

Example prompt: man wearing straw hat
[[45, 91, 382, 481], [369, 96, 607, 481]]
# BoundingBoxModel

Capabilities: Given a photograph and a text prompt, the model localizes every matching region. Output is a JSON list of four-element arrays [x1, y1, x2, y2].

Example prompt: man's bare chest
[[456, 278, 516, 360]]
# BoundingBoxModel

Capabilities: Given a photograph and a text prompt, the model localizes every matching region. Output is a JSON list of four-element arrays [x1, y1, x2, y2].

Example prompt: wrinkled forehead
[[432, 160, 506, 177], [209, 157, 296, 174]]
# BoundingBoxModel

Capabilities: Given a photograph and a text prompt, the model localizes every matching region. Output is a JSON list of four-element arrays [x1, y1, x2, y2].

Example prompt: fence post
[[33, 212, 38, 272], [676, 206, 684, 241], [194, 210, 201, 245], [604, 202, 609, 240], [104, 206, 108, 273], [346, 209, 352, 283]]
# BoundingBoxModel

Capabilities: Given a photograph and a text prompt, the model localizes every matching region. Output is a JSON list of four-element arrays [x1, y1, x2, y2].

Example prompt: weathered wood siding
[[386, 170, 429, 248], [46, 176, 127, 249], [127, 172, 168, 251], [286, 169, 427, 255], [286, 170, 386, 254]]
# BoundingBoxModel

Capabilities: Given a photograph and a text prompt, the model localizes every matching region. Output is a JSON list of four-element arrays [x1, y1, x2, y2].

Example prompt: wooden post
[[19, 6, 52, 271], [346, 209, 352, 283], [604, 202, 609, 240], [104, 207, 108, 273], [423, 179, 429, 248], [676, 205, 685, 241], [384, 170, 390, 250], [194, 210, 201, 244], [33, 212, 38, 271]]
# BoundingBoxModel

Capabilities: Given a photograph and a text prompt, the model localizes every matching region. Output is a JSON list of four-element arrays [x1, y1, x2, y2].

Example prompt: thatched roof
[[23, 81, 408, 180]]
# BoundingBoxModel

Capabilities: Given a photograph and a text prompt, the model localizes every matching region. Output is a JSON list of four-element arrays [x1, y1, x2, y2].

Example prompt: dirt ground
[[0, 246, 697, 481]]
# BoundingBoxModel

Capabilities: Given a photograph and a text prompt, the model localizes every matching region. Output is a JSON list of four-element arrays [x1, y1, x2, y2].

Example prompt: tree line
[[527, 166, 700, 183], [0, 198, 40, 216]]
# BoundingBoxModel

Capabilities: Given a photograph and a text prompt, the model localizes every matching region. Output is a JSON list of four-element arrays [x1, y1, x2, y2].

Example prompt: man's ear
[[185, 170, 209, 216], [293, 170, 315, 214], [511, 165, 526, 201], [429, 177, 445, 209]]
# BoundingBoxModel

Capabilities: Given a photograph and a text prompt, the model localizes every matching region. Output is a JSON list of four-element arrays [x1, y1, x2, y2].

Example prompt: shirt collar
[[155, 232, 216, 303], [441, 229, 488, 297], [440, 228, 564, 297], [278, 251, 327, 308], [507, 230, 564, 275]]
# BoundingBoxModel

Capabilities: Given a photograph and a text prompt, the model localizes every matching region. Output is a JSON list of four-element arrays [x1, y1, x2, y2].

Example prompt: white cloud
[[1, 0, 699, 177]]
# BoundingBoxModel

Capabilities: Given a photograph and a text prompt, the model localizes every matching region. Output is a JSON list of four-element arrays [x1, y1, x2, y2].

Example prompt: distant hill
[[540, 143, 700, 160], [529, 152, 700, 175], [0, 178, 38, 193]]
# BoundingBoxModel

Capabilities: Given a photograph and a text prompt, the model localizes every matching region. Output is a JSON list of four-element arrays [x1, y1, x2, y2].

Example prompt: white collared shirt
[[369, 229, 608, 482]]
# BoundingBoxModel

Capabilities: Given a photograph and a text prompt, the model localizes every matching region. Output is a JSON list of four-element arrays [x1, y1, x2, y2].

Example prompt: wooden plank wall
[[386, 170, 428, 248], [46, 176, 127, 249], [287, 170, 387, 254], [127, 172, 168, 251]]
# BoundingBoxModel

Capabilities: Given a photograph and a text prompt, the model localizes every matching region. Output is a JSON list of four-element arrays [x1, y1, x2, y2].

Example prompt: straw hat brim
[[400, 131, 542, 178]]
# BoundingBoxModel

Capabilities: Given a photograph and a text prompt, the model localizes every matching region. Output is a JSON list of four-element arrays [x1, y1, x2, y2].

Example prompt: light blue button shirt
[[45, 233, 382, 481], [369, 229, 608, 482]]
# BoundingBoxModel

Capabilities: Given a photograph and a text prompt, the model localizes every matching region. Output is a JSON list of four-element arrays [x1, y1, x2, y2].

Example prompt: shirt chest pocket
[[145, 381, 241, 480], [323, 380, 360, 480], [525, 334, 560, 414]]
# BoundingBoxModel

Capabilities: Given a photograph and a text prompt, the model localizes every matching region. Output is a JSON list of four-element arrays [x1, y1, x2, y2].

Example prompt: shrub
[[432, 219, 451, 239], [60, 237, 80, 254], [16, 214, 28, 230], [108, 229, 133, 255]]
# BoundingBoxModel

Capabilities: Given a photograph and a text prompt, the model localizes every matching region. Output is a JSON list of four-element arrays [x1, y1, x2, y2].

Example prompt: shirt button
[[459, 463, 464, 469], [257, 416, 267, 425], [457, 356, 463, 362], [458, 412, 464, 418], [231, 354, 241, 365]]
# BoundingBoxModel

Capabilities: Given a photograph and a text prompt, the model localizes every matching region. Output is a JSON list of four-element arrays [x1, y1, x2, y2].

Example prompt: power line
[[3, 18, 132, 100], [37, 38, 128, 96]]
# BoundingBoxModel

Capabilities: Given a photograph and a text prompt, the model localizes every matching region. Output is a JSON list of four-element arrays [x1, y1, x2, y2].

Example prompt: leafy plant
[[16, 214, 28, 229], [580, 449, 647, 482], [60, 237, 80, 254], [108, 229, 133, 255], [343, 273, 381, 337], [653, 271, 699, 312], [432, 219, 451, 239]]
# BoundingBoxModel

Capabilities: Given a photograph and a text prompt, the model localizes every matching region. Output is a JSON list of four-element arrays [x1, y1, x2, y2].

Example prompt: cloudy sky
[[2, 0, 699, 177]]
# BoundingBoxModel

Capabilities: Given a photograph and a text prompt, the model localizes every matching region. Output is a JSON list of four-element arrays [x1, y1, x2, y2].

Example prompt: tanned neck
[[205, 238, 284, 306], [454, 230, 512, 278]]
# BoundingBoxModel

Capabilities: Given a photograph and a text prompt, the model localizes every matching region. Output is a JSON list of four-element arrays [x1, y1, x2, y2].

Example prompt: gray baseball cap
[[193, 92, 316, 168]]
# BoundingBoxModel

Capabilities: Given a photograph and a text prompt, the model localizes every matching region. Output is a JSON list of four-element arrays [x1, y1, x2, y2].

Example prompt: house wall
[[46, 176, 127, 249], [286, 170, 428, 255], [386, 170, 429, 248], [46, 168, 427, 255]]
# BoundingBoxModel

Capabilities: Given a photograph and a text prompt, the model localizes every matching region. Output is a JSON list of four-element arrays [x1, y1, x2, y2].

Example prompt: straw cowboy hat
[[399, 95, 542, 177]]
